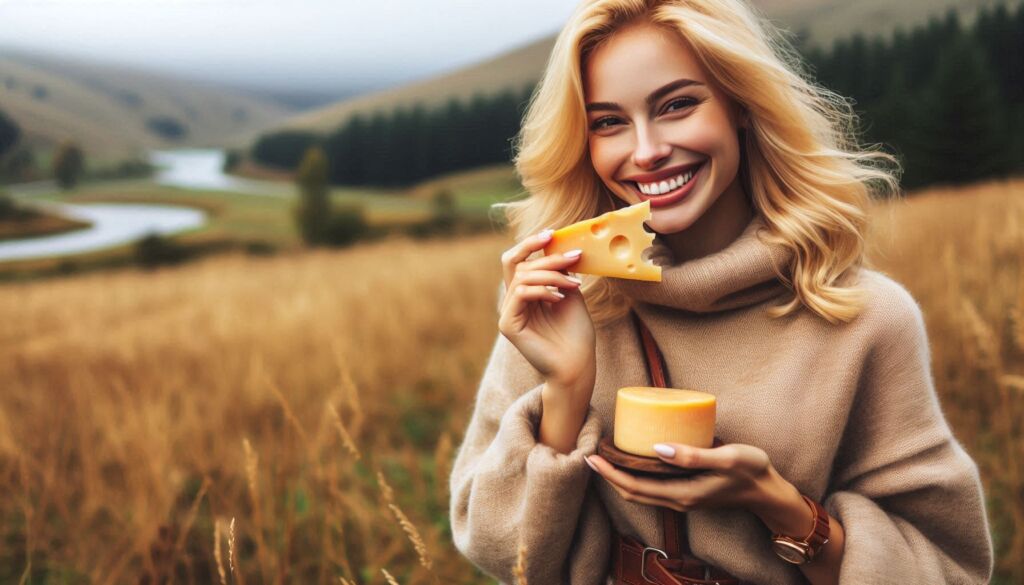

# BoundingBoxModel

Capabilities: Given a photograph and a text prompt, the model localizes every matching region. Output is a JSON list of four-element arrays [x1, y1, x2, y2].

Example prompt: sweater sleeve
[[824, 295, 994, 584], [448, 332, 610, 584]]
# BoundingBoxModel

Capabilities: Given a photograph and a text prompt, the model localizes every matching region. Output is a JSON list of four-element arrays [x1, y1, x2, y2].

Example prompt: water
[[149, 149, 286, 195], [0, 148, 284, 262], [0, 202, 206, 262]]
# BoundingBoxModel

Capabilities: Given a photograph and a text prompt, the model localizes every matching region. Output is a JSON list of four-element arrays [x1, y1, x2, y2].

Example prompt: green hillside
[[0, 48, 296, 163]]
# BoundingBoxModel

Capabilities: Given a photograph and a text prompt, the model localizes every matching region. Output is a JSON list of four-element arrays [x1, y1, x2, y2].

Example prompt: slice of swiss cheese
[[614, 387, 716, 457], [543, 200, 661, 281]]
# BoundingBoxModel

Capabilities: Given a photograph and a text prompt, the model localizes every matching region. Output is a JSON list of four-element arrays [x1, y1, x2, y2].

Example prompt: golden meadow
[[1, 178, 1021, 584]]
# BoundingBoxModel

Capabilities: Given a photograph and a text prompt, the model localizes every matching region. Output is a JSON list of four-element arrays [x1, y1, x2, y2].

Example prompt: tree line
[[249, 3, 1022, 191], [252, 84, 534, 187], [801, 3, 1024, 189]]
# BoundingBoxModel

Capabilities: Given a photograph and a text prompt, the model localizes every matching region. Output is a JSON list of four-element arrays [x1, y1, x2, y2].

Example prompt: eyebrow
[[585, 78, 705, 113]]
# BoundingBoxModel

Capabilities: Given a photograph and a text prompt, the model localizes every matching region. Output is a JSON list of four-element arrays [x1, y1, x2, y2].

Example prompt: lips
[[627, 161, 706, 208]]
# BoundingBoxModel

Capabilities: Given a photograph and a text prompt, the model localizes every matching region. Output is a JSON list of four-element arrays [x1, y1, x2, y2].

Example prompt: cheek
[[588, 137, 628, 181]]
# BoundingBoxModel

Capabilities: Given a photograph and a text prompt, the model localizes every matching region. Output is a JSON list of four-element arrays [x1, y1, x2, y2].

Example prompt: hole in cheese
[[542, 200, 661, 282], [609, 234, 631, 259]]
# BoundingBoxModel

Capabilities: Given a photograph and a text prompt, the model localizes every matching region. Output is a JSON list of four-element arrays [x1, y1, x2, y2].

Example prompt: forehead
[[583, 21, 707, 101]]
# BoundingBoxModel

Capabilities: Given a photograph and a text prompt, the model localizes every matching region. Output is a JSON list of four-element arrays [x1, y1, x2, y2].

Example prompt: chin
[[647, 209, 698, 235]]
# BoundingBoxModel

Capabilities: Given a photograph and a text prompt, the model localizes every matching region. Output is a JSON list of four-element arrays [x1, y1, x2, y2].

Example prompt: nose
[[632, 122, 671, 169]]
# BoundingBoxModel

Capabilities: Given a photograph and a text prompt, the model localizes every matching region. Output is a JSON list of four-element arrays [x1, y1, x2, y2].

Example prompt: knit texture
[[449, 215, 994, 584]]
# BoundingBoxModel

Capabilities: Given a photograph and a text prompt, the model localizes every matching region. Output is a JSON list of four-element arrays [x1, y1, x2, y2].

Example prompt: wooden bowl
[[597, 436, 724, 478]]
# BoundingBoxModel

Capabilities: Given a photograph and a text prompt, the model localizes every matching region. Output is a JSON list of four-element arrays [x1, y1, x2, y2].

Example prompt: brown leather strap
[[661, 507, 687, 560], [632, 310, 669, 388], [618, 311, 748, 585], [615, 533, 752, 585]]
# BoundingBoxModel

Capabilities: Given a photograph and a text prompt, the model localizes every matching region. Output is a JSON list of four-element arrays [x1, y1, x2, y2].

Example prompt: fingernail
[[584, 456, 598, 472], [538, 229, 554, 241], [566, 275, 583, 285], [653, 444, 675, 458], [563, 249, 583, 259]]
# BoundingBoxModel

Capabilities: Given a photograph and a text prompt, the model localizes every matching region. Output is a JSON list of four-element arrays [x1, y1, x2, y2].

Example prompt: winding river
[[0, 203, 207, 262], [0, 149, 274, 262]]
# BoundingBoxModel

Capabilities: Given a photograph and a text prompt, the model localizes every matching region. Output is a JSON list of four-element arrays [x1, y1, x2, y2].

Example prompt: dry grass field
[[0, 178, 1021, 584]]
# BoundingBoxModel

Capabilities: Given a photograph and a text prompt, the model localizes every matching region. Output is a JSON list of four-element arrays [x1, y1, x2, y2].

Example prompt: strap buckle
[[641, 546, 669, 584]]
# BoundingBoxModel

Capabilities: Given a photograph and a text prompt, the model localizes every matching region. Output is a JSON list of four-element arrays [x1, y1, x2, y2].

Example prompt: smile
[[627, 161, 705, 208]]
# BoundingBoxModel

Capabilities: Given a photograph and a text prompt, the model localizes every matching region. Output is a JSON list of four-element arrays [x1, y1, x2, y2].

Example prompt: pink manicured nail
[[566, 275, 583, 285], [563, 249, 583, 259], [585, 456, 599, 472], [538, 229, 554, 241], [653, 444, 675, 458]]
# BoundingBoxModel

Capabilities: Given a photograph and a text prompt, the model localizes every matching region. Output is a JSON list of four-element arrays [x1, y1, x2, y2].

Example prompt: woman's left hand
[[586, 442, 775, 513]]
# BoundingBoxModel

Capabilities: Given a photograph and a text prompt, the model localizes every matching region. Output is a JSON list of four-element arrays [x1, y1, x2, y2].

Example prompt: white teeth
[[634, 164, 701, 196]]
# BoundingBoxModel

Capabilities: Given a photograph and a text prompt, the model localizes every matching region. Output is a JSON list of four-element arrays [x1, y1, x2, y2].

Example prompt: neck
[[661, 176, 754, 264]]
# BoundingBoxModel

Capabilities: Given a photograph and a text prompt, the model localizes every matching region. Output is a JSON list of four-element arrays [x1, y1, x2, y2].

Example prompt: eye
[[663, 97, 699, 113], [590, 116, 621, 131]]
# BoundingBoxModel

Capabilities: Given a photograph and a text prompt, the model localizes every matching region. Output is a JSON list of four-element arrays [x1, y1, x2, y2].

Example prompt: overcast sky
[[0, 0, 577, 97]]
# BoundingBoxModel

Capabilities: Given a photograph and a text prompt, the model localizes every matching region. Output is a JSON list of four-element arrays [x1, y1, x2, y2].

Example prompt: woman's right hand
[[498, 229, 596, 395]]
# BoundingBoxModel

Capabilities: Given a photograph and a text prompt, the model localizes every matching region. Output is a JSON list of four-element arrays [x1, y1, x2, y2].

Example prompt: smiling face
[[584, 21, 747, 235]]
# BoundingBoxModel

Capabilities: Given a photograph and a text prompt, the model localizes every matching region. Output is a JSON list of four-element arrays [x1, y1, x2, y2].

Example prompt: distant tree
[[916, 36, 1010, 185], [1, 147, 36, 182], [430, 189, 457, 235], [293, 146, 331, 245], [222, 149, 242, 173], [0, 108, 19, 160], [52, 140, 85, 190]]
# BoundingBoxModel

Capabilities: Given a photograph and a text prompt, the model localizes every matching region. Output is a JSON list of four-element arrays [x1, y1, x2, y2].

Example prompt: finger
[[501, 229, 555, 288], [587, 455, 679, 498], [512, 270, 583, 291], [517, 248, 583, 275], [652, 443, 739, 471], [588, 456, 691, 511], [498, 284, 565, 333], [606, 483, 686, 512]]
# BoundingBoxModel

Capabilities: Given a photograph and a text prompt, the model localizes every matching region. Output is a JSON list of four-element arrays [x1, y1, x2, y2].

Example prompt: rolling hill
[[276, 0, 1020, 136], [0, 48, 297, 163]]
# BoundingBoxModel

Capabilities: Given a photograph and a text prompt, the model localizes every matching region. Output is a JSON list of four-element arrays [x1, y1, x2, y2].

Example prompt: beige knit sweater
[[449, 215, 994, 585]]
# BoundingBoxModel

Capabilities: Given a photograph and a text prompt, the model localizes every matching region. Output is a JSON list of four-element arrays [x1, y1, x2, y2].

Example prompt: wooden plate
[[597, 436, 723, 478]]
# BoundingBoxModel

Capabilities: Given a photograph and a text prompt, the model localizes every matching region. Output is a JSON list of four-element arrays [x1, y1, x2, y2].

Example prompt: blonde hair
[[496, 0, 900, 325]]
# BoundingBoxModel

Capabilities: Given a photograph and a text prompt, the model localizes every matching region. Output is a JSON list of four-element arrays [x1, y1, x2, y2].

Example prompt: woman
[[449, 1, 994, 583]]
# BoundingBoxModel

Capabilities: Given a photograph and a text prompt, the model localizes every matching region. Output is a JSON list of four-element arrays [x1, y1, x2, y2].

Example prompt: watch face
[[772, 540, 809, 564]]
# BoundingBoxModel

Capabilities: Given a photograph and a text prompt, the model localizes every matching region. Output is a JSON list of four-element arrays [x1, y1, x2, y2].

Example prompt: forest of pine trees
[[801, 4, 1024, 188], [251, 3, 1023, 191]]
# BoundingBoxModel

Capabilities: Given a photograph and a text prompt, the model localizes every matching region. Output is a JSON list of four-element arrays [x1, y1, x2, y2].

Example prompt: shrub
[[146, 116, 188, 140], [134, 233, 187, 268], [222, 149, 242, 173], [322, 205, 371, 248]]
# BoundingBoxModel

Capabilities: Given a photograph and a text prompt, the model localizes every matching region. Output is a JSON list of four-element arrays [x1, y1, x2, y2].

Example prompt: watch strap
[[772, 495, 830, 562]]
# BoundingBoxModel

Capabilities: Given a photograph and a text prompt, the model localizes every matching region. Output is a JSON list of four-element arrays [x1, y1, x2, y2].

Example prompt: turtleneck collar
[[609, 214, 794, 313]]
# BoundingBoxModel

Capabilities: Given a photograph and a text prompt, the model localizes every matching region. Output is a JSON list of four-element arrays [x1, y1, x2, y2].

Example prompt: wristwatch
[[771, 495, 831, 565]]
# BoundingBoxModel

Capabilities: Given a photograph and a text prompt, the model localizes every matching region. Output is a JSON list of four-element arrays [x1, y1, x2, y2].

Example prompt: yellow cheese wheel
[[613, 387, 716, 457], [543, 200, 661, 282]]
